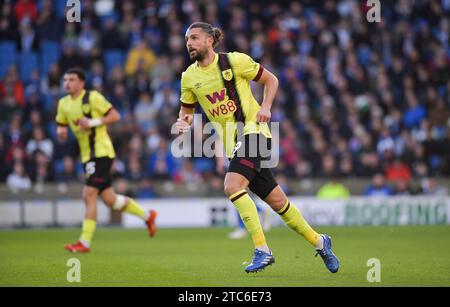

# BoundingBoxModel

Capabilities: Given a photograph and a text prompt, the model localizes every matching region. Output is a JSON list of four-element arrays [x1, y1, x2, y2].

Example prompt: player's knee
[[107, 194, 128, 210], [270, 196, 287, 211], [102, 196, 115, 208], [264, 191, 287, 211], [224, 182, 246, 198]]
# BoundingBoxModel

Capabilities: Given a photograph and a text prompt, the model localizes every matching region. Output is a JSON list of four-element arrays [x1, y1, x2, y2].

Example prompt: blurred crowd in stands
[[0, 0, 449, 197]]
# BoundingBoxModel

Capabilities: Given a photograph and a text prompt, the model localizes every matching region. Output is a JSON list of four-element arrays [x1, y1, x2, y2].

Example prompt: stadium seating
[[0, 41, 17, 78], [19, 52, 39, 81], [40, 41, 60, 76]]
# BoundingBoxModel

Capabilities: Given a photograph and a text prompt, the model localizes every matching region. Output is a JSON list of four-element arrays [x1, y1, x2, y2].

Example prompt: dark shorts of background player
[[228, 133, 278, 200], [83, 157, 113, 193]]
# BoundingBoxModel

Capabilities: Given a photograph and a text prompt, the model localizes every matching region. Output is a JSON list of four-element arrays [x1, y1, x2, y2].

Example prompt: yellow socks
[[277, 200, 321, 248], [229, 190, 267, 249], [79, 219, 96, 247], [123, 198, 150, 221]]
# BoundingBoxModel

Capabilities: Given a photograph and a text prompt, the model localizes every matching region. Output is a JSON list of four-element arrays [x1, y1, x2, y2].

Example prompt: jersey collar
[[197, 53, 218, 71]]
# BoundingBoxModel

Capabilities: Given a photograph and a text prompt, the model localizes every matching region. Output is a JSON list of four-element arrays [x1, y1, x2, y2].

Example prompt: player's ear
[[207, 35, 213, 47]]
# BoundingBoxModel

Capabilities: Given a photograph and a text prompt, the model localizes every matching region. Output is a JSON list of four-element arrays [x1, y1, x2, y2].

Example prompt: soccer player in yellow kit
[[175, 23, 339, 273], [56, 68, 157, 253]]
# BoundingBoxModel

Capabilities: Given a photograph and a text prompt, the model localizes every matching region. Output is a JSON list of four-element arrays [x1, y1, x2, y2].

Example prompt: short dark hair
[[188, 22, 224, 48], [65, 67, 86, 82]]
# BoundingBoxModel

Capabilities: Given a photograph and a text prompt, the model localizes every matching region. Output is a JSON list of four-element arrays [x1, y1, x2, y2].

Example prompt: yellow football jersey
[[56, 90, 115, 163], [180, 52, 272, 158]]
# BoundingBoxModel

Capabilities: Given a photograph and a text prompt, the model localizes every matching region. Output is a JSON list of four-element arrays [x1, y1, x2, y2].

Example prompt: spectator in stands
[[136, 178, 157, 199], [43, 63, 62, 95], [316, 176, 351, 200], [55, 155, 77, 183], [0, 134, 5, 181], [173, 159, 202, 183], [78, 20, 99, 56], [25, 126, 53, 159], [3, 113, 26, 162], [385, 157, 412, 183], [28, 149, 53, 183], [101, 17, 124, 50], [14, 0, 38, 24], [7, 162, 31, 193], [125, 40, 156, 76], [393, 180, 414, 196], [126, 155, 145, 182], [364, 173, 394, 197], [402, 93, 427, 129], [134, 92, 157, 132], [18, 17, 39, 52], [35, 0, 61, 42], [58, 42, 84, 73], [420, 176, 448, 196], [0, 96, 22, 126], [0, 16, 18, 41], [0, 66, 25, 108]]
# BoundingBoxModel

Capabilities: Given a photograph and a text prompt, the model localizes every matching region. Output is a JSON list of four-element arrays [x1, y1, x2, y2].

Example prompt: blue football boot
[[245, 249, 275, 273], [315, 234, 339, 273]]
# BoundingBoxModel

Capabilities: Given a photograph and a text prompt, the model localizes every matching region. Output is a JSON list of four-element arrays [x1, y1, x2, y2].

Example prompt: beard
[[189, 47, 207, 62]]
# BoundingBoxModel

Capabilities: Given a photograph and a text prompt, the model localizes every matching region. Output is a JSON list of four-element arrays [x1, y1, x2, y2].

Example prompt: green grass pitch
[[0, 226, 449, 286]]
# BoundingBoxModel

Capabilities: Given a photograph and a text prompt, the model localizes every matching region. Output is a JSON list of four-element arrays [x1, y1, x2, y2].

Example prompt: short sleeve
[[233, 52, 264, 82], [91, 91, 113, 116], [180, 72, 198, 108], [55, 99, 68, 126]]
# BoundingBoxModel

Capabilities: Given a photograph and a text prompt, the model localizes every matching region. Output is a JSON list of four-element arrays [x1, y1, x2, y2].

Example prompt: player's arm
[[176, 72, 197, 133], [175, 105, 195, 133], [56, 124, 68, 141], [214, 134, 225, 175], [56, 100, 69, 141], [255, 68, 279, 123]]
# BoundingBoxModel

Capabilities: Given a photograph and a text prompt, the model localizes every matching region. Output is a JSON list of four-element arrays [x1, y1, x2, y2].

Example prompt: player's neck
[[70, 89, 85, 100], [198, 50, 216, 67]]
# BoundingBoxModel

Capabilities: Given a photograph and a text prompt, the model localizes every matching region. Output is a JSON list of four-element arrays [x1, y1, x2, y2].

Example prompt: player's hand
[[56, 126, 68, 141], [78, 117, 91, 132], [256, 106, 271, 123], [175, 114, 193, 133]]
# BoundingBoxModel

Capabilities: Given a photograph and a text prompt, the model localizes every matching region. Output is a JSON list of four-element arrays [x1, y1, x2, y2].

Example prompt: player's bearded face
[[186, 29, 210, 61], [189, 44, 208, 61]]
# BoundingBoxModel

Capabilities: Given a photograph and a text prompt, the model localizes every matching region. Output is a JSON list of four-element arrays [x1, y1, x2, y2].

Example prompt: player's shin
[[277, 199, 323, 249], [79, 219, 96, 247], [229, 189, 268, 251]]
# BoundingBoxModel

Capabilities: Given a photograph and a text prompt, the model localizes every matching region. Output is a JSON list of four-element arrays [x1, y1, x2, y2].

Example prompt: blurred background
[[0, 0, 449, 208]]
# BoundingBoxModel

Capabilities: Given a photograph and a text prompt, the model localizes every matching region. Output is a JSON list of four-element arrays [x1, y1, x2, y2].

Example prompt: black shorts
[[228, 134, 278, 200], [83, 157, 113, 192]]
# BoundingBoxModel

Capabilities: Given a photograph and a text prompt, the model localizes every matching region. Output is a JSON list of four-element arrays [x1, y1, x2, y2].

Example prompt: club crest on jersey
[[222, 69, 233, 81], [82, 104, 90, 114]]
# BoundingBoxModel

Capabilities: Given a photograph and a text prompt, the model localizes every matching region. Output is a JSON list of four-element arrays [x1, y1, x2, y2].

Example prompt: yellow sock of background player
[[277, 200, 323, 249], [112, 195, 150, 221], [79, 219, 96, 247], [229, 189, 269, 252]]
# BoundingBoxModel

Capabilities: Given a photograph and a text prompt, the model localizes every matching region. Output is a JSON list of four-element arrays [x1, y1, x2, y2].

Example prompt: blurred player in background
[[175, 22, 339, 273], [56, 67, 157, 253]]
